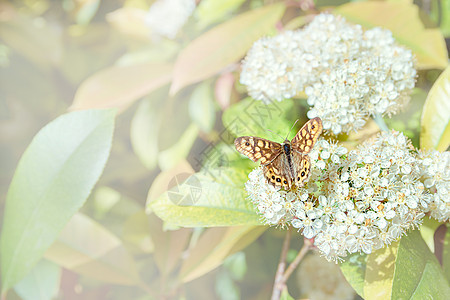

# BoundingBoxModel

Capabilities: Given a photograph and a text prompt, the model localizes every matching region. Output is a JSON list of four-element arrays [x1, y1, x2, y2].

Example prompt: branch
[[271, 236, 313, 300], [281, 238, 313, 282], [271, 228, 292, 300]]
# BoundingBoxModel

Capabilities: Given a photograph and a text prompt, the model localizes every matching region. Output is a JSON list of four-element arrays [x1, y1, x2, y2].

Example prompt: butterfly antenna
[[266, 129, 284, 141], [285, 119, 299, 140]]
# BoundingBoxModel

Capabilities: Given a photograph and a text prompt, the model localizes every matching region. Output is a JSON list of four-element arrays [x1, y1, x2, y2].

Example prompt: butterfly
[[235, 117, 323, 190]]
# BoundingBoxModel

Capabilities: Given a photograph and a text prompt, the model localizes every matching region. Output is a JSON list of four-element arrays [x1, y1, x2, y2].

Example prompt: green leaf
[[0, 109, 115, 294], [215, 268, 240, 300], [224, 252, 247, 281], [280, 287, 294, 300], [148, 215, 191, 276], [420, 217, 442, 252], [284, 15, 310, 31], [394, 230, 450, 299], [122, 211, 154, 255], [147, 167, 261, 227], [70, 63, 172, 111], [342, 230, 450, 299], [335, 1, 449, 70], [158, 123, 199, 171], [130, 97, 162, 169], [44, 213, 140, 285], [13, 260, 61, 300], [189, 83, 216, 133], [227, 225, 267, 257], [409, 262, 450, 300], [170, 3, 286, 94], [340, 253, 368, 298], [420, 66, 450, 151], [222, 97, 296, 140], [363, 231, 450, 299], [180, 226, 265, 282], [199, 141, 252, 171], [195, 0, 247, 29], [438, 124, 450, 151], [147, 160, 194, 204], [90, 186, 122, 219], [430, 0, 450, 37], [75, 0, 100, 25], [444, 226, 450, 284], [364, 240, 399, 299]]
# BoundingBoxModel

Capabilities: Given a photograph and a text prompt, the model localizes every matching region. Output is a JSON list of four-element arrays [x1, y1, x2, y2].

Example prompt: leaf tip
[[169, 81, 181, 96]]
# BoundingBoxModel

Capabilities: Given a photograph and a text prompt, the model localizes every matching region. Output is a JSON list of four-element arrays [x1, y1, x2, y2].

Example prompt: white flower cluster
[[240, 32, 307, 104], [245, 131, 449, 261], [416, 150, 450, 222], [245, 167, 298, 225], [240, 14, 416, 134], [145, 0, 196, 39]]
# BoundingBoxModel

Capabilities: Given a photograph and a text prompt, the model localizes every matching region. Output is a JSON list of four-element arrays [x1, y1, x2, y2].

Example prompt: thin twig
[[270, 228, 292, 300], [281, 238, 312, 282]]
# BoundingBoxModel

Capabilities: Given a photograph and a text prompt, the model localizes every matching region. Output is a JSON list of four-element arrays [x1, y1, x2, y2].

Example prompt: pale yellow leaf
[[336, 1, 448, 70], [170, 4, 285, 94], [71, 63, 172, 111], [420, 66, 450, 150]]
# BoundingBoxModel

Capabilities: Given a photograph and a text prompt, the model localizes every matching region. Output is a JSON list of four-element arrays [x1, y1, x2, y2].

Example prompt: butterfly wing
[[291, 117, 323, 154], [234, 136, 282, 165], [263, 153, 293, 190], [292, 154, 311, 187]]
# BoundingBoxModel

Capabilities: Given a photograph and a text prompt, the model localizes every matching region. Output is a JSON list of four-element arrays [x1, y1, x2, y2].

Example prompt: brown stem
[[270, 228, 292, 300], [281, 238, 312, 282], [271, 237, 313, 300]]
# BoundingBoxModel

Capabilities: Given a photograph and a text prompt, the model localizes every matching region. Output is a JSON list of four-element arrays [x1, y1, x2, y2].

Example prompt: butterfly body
[[235, 117, 323, 190]]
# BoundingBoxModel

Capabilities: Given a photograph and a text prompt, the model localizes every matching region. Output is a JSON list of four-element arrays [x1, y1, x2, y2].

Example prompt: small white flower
[[240, 14, 415, 135], [145, 0, 196, 39], [240, 31, 306, 103], [243, 131, 443, 262], [417, 150, 450, 222]]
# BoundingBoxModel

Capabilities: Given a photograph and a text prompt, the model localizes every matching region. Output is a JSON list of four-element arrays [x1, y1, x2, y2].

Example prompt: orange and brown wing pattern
[[293, 155, 311, 187], [291, 117, 323, 154], [234, 136, 282, 165], [263, 154, 293, 190]]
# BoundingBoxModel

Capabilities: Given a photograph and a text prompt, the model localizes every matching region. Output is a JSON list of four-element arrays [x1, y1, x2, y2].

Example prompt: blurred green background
[[0, 0, 449, 299]]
